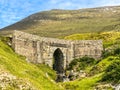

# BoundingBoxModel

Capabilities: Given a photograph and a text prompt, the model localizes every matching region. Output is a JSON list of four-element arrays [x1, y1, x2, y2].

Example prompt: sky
[[0, 0, 120, 29]]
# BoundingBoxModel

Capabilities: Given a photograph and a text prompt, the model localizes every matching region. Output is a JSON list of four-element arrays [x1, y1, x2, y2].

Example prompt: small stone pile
[[94, 83, 113, 90], [0, 71, 35, 90]]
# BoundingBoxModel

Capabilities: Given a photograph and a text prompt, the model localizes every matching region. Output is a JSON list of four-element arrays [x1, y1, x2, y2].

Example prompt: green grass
[[0, 39, 63, 90], [63, 56, 119, 90], [90, 56, 116, 75], [63, 74, 102, 90]]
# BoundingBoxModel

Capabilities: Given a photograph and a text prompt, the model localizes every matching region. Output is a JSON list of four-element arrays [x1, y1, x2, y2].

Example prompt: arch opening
[[53, 48, 64, 74]]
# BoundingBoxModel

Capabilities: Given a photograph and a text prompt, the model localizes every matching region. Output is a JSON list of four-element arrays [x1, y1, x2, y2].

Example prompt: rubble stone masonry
[[12, 30, 103, 69]]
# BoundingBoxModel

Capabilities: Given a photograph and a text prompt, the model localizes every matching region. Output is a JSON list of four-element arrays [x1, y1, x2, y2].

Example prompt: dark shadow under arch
[[53, 48, 64, 74]]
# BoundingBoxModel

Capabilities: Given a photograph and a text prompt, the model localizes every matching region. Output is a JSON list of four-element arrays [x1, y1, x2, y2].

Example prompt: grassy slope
[[63, 56, 117, 90], [0, 39, 63, 90]]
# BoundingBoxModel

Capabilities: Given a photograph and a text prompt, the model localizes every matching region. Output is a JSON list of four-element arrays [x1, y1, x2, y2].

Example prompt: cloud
[[47, 0, 120, 10], [101, 0, 120, 6]]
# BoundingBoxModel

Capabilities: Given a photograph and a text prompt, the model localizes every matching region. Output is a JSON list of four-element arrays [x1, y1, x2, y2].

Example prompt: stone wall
[[73, 40, 103, 59], [12, 31, 39, 63], [12, 30, 103, 69]]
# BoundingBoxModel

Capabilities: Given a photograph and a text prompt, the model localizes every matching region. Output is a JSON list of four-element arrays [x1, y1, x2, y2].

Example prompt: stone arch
[[53, 48, 64, 74]]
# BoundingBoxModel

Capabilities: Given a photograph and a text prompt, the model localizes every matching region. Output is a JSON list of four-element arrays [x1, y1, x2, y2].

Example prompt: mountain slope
[[1, 6, 120, 38]]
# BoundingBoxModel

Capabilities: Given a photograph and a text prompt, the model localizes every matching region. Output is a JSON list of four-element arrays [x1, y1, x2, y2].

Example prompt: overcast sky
[[0, 0, 120, 29]]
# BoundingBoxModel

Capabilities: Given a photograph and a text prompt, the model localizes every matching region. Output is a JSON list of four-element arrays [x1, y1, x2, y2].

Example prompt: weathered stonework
[[12, 30, 103, 69]]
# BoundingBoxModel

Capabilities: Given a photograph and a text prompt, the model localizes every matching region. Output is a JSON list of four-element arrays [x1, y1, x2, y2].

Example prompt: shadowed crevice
[[53, 48, 64, 74]]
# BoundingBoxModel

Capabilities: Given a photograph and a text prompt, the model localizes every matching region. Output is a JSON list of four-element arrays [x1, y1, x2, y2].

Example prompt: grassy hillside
[[64, 31, 120, 47], [1, 6, 120, 38], [0, 37, 63, 90]]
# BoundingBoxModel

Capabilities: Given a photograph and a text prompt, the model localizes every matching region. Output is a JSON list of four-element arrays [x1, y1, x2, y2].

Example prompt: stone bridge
[[12, 30, 103, 73]]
